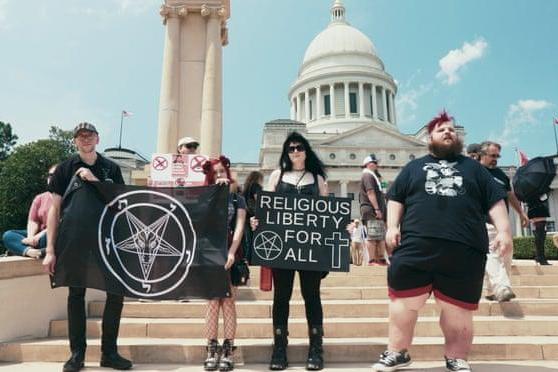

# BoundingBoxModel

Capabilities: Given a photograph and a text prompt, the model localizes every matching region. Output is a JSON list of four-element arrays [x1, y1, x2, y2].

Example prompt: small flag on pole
[[122, 110, 134, 117], [517, 149, 529, 166], [554, 117, 558, 125]]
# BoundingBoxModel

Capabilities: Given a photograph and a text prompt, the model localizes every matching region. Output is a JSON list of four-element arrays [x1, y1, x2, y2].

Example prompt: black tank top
[[275, 171, 319, 196]]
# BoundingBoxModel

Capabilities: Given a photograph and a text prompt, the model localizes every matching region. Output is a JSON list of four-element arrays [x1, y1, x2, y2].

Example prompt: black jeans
[[68, 287, 124, 354], [272, 268, 324, 327]]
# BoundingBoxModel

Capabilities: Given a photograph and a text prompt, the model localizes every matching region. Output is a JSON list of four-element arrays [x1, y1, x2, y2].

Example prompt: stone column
[[340, 180, 348, 197], [330, 84, 336, 118], [199, 5, 225, 157], [391, 92, 396, 125], [315, 86, 321, 120], [382, 87, 388, 122], [296, 94, 301, 121], [371, 84, 378, 120], [305, 89, 310, 122], [290, 99, 295, 120], [358, 82, 364, 118], [156, 5, 185, 153], [344, 82, 350, 118]]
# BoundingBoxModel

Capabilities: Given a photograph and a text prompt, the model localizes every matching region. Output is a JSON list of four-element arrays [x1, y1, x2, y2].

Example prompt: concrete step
[[243, 274, 558, 287], [89, 298, 558, 318], [49, 316, 558, 338], [250, 262, 558, 277], [2, 336, 558, 363], [235, 285, 558, 300], [3, 361, 558, 371]]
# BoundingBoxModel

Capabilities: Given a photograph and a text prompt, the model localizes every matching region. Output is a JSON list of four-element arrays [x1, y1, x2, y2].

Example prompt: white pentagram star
[[114, 210, 181, 281], [254, 231, 283, 261]]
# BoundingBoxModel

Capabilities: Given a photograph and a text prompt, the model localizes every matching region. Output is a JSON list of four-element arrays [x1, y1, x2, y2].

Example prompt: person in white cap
[[177, 136, 200, 155], [359, 154, 388, 266]]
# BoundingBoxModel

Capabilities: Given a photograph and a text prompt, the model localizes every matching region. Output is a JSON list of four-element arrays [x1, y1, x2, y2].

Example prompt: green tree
[[49, 126, 76, 154], [0, 121, 18, 161], [0, 139, 72, 253]]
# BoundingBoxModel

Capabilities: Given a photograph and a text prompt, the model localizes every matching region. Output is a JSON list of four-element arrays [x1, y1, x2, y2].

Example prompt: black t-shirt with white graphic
[[387, 154, 506, 252]]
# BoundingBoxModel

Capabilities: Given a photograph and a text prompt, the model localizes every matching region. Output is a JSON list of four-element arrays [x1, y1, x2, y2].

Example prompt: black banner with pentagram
[[51, 179, 230, 300], [251, 191, 351, 272]]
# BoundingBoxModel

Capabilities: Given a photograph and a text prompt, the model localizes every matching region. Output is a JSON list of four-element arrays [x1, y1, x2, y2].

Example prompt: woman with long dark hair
[[202, 156, 246, 371], [251, 131, 328, 371], [242, 171, 264, 263]]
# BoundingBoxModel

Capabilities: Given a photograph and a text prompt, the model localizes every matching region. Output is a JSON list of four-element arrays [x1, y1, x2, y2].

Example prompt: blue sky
[[1, 0, 557, 166]]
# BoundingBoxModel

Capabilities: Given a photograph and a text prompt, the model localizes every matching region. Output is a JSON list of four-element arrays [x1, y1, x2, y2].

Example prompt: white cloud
[[490, 99, 553, 146], [436, 38, 488, 85], [396, 83, 432, 128], [117, 0, 159, 15]]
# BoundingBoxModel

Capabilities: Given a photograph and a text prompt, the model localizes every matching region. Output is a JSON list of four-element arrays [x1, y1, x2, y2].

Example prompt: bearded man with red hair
[[371, 111, 512, 372]]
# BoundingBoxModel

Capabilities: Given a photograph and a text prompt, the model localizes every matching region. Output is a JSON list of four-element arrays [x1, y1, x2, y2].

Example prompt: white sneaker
[[445, 356, 472, 371]]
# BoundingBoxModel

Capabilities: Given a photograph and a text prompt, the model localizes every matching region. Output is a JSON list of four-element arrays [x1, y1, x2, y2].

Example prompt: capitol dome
[[289, 0, 397, 133], [302, 23, 377, 66]]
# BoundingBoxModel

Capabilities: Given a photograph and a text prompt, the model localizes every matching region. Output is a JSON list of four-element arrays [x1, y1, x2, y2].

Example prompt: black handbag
[[230, 258, 250, 286]]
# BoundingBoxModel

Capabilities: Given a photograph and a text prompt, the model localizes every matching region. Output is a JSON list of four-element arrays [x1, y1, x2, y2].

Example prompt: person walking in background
[[359, 154, 388, 266], [350, 219, 366, 266], [3, 164, 56, 258], [202, 156, 246, 371], [527, 195, 551, 265], [479, 141, 529, 302]]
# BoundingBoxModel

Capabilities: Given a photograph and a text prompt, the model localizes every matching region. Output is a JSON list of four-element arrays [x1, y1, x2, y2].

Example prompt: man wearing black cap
[[43, 122, 132, 372], [466, 143, 481, 161]]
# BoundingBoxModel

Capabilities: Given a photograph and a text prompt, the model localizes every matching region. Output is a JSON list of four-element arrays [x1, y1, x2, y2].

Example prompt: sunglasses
[[487, 154, 501, 159], [288, 145, 305, 153], [185, 144, 198, 150], [47, 173, 55, 177]]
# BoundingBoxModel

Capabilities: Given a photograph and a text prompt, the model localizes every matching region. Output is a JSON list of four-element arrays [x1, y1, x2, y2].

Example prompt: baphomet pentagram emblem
[[253, 230, 283, 261], [98, 190, 196, 297]]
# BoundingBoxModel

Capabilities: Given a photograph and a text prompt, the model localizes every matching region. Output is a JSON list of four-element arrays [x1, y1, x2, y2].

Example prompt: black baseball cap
[[466, 143, 481, 154], [73, 122, 98, 138]]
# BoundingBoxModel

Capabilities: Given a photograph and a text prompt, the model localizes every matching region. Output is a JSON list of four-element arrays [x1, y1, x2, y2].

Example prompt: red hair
[[202, 155, 233, 185], [427, 110, 454, 134]]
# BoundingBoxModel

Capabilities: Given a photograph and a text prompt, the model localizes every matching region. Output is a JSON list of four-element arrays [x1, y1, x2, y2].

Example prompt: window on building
[[547, 221, 556, 232], [329, 153, 336, 160], [349, 92, 357, 114], [309, 100, 313, 120], [324, 95, 331, 116], [329, 192, 335, 197], [389, 154, 396, 160], [409, 154, 415, 160], [349, 153, 356, 160], [369, 95, 374, 117], [347, 192, 354, 200]]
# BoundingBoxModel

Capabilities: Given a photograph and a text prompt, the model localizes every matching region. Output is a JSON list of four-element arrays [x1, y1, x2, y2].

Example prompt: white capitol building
[[234, 0, 454, 216]]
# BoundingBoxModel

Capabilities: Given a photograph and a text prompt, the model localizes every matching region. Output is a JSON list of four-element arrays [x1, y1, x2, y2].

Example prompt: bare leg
[[436, 297, 474, 359], [388, 293, 430, 351]]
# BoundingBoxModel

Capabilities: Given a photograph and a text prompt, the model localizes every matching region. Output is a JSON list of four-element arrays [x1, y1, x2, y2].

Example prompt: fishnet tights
[[205, 286, 237, 340]]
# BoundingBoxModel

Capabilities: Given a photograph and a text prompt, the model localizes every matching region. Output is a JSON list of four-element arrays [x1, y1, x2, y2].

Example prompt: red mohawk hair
[[427, 110, 454, 134]]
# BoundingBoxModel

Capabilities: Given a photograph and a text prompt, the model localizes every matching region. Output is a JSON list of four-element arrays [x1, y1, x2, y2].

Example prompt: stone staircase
[[2, 262, 558, 365]]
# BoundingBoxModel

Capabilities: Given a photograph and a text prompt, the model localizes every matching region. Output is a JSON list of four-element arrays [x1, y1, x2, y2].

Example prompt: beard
[[428, 136, 464, 159]]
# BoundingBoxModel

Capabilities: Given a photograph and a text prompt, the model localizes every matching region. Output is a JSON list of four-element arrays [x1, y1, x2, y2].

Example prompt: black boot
[[218, 339, 235, 371], [534, 222, 551, 265], [306, 326, 324, 371], [63, 350, 85, 372], [269, 326, 288, 370], [100, 352, 132, 370], [204, 339, 221, 371]]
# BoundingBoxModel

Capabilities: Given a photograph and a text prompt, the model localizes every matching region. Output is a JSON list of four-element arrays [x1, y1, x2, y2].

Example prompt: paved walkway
[[2, 361, 558, 371]]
